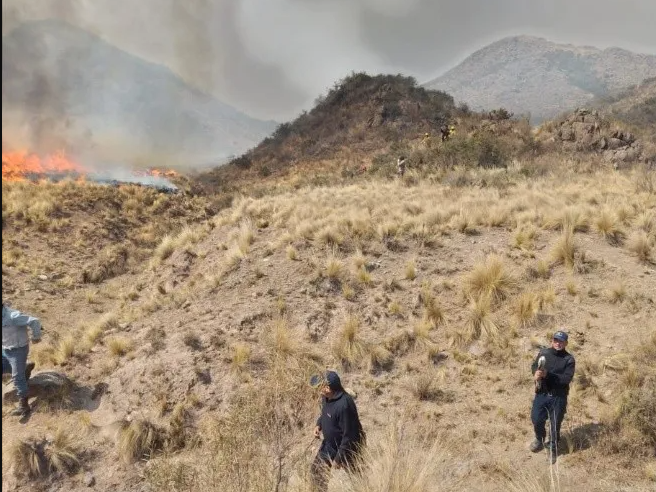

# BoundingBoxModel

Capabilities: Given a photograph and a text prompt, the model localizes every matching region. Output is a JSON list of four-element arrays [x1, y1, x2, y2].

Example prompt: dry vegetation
[[3, 74, 656, 492]]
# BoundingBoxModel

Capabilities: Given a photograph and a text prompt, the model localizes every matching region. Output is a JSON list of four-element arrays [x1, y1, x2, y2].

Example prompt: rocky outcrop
[[547, 108, 647, 167]]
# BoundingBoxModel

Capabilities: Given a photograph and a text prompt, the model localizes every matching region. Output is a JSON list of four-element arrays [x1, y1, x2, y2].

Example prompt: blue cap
[[310, 370, 342, 391], [553, 331, 568, 342]]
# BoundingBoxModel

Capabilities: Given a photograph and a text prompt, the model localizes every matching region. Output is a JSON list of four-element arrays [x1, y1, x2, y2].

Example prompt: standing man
[[396, 156, 407, 178], [530, 330, 575, 463], [309, 370, 365, 492], [2, 302, 41, 417]]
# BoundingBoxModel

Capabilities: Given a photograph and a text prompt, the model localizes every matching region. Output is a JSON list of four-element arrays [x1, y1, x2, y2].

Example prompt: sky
[[3, 0, 656, 121]]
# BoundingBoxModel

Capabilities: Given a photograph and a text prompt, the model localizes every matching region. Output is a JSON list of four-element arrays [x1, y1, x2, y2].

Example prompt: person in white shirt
[[2, 302, 42, 417]]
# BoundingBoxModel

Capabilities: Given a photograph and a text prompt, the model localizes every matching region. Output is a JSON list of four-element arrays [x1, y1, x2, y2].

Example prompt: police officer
[[310, 371, 365, 491], [530, 330, 576, 463]]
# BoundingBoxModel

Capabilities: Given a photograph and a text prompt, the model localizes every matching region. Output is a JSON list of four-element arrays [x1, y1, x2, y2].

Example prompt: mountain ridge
[[424, 35, 656, 122]]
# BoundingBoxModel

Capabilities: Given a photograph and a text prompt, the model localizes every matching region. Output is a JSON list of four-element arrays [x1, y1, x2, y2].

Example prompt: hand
[[534, 369, 546, 381], [313, 426, 321, 439]]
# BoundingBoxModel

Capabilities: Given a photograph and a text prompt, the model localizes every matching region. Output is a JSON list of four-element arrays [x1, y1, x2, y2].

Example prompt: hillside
[[424, 36, 656, 123], [194, 73, 457, 192], [594, 77, 656, 129], [2, 163, 655, 492], [2, 67, 656, 491], [2, 20, 276, 165]]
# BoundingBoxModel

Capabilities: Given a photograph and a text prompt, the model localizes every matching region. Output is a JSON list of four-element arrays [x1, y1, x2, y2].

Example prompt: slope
[[424, 35, 656, 123], [194, 73, 457, 192], [2, 20, 276, 165], [3, 163, 655, 492]]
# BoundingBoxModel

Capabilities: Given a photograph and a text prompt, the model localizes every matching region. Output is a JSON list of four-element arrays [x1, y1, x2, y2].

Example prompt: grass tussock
[[405, 259, 417, 280], [107, 336, 134, 357], [550, 227, 578, 269], [333, 315, 369, 368], [463, 254, 515, 302], [144, 354, 318, 492], [594, 209, 625, 245], [3, 428, 83, 479], [627, 231, 654, 263], [117, 419, 168, 464], [512, 291, 538, 328], [333, 423, 458, 492], [600, 332, 656, 458], [464, 295, 498, 343]]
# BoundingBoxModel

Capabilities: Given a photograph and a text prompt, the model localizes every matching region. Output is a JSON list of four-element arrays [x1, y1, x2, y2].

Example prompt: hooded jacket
[[316, 390, 364, 465], [2, 305, 42, 350]]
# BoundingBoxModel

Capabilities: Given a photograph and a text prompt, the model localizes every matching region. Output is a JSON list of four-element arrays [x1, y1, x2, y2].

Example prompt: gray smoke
[[3, 0, 655, 121]]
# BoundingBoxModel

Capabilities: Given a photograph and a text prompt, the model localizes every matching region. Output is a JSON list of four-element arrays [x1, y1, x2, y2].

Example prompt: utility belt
[[536, 388, 568, 398]]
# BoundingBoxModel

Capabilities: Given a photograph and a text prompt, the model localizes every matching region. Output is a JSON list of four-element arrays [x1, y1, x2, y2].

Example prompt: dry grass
[[513, 291, 538, 328], [463, 254, 515, 302], [594, 208, 625, 244], [405, 259, 417, 280], [411, 372, 445, 401], [627, 231, 654, 263], [512, 225, 537, 250], [334, 423, 458, 492], [607, 282, 627, 304], [3, 428, 83, 479], [231, 343, 252, 372], [325, 256, 344, 279], [333, 315, 369, 368], [107, 336, 134, 357], [550, 227, 578, 269], [117, 419, 168, 464], [464, 295, 499, 343]]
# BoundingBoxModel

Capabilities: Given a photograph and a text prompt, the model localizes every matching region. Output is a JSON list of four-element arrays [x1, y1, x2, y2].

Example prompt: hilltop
[[2, 20, 276, 165], [424, 36, 656, 123], [195, 73, 457, 192]]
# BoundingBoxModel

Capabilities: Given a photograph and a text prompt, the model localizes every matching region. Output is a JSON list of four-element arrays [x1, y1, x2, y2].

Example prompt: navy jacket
[[316, 390, 364, 465], [531, 347, 576, 397]]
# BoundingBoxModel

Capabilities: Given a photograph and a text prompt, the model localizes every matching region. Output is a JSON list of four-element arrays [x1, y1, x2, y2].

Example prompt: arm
[[334, 399, 360, 465], [7, 309, 42, 341], [530, 351, 542, 374], [548, 356, 575, 386]]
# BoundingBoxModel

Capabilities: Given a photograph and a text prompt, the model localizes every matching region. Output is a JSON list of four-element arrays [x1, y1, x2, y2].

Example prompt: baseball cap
[[553, 331, 568, 342], [310, 370, 342, 391]]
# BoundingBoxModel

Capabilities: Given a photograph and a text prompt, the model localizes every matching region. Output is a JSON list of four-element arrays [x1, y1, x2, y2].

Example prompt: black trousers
[[310, 446, 361, 492], [531, 393, 568, 444]]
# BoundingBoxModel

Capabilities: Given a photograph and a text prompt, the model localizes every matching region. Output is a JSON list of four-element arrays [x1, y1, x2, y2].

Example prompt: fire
[[2, 150, 86, 182], [2, 150, 180, 185], [134, 168, 180, 179]]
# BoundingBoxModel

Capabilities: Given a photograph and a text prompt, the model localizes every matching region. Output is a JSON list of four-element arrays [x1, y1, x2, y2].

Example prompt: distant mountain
[[424, 36, 656, 123], [2, 20, 276, 165]]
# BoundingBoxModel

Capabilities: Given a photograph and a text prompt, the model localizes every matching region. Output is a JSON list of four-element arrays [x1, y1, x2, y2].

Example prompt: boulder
[[2, 371, 73, 404]]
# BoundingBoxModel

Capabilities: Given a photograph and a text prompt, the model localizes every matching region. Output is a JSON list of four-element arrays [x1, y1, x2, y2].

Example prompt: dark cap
[[310, 370, 342, 391], [553, 331, 568, 342]]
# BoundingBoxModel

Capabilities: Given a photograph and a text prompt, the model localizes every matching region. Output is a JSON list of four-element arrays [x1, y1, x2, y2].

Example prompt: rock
[[118, 323, 130, 330], [3, 371, 74, 404], [83, 472, 96, 487], [607, 138, 624, 150], [38, 274, 48, 281]]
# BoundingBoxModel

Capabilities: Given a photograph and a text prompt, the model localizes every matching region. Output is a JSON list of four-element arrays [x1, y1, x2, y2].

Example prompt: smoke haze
[[3, 0, 655, 121]]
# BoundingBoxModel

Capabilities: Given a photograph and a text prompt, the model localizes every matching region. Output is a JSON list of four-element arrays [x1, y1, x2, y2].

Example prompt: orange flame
[[2, 150, 86, 182], [2, 150, 180, 183], [134, 168, 180, 179]]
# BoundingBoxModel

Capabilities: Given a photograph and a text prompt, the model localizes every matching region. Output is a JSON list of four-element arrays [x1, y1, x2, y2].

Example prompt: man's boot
[[25, 362, 35, 381], [529, 439, 544, 453], [10, 397, 30, 417]]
